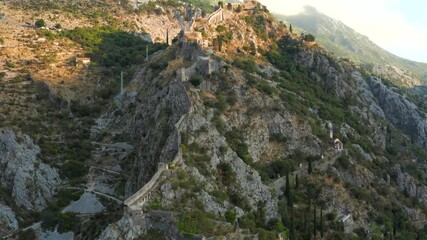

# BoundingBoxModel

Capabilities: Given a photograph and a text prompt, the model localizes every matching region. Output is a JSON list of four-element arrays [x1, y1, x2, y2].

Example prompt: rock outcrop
[[0, 130, 61, 211], [393, 165, 427, 203], [369, 77, 427, 148], [0, 203, 18, 231]]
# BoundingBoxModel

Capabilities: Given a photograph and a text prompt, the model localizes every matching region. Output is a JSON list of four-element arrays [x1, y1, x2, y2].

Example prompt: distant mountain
[[275, 6, 427, 84]]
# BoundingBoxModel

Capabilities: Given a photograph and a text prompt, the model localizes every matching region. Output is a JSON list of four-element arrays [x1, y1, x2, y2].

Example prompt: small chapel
[[328, 122, 343, 150]]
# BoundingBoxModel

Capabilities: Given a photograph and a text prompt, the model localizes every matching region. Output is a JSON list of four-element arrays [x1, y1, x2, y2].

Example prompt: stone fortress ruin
[[183, 0, 264, 49]]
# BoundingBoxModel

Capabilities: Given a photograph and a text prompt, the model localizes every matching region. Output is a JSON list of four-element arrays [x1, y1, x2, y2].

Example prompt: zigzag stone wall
[[124, 114, 187, 209]]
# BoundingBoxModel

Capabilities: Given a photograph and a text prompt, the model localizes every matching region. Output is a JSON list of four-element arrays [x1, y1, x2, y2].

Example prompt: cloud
[[260, 0, 427, 63]]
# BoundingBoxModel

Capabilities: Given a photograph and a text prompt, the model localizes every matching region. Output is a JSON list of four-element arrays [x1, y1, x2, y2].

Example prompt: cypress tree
[[289, 190, 295, 240], [393, 220, 397, 238], [166, 28, 169, 46], [218, 35, 223, 51], [295, 174, 300, 189], [287, 185, 292, 207], [314, 204, 317, 239], [290, 24, 293, 33], [320, 208, 324, 238], [285, 171, 290, 200], [308, 158, 313, 175], [304, 210, 307, 234], [307, 197, 312, 240]]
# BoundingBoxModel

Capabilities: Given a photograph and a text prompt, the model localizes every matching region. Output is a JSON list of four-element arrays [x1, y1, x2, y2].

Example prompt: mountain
[[1, 1, 427, 239], [275, 6, 427, 84]]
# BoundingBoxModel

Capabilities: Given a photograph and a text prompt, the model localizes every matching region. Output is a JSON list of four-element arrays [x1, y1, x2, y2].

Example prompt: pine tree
[[304, 210, 307, 234], [285, 171, 290, 200], [307, 197, 312, 240], [308, 158, 313, 175], [166, 29, 169, 46], [218, 35, 223, 51], [314, 204, 317, 239], [393, 220, 397, 238], [320, 208, 324, 238], [289, 190, 295, 240], [295, 174, 300, 189]]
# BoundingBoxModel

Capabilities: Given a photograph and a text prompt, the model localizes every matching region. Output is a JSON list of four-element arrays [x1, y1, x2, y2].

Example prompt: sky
[[260, 0, 427, 63]]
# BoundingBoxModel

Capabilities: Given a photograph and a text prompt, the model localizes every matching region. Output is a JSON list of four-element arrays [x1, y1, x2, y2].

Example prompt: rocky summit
[[0, 0, 427, 239]]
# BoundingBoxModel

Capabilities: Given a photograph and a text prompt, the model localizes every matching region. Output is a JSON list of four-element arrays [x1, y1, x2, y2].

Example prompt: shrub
[[58, 212, 76, 233], [190, 75, 203, 87], [218, 162, 235, 186], [225, 210, 237, 223], [216, 25, 227, 32], [35, 19, 46, 28], [177, 210, 220, 235], [61, 160, 88, 179], [62, 26, 167, 70], [303, 33, 316, 42], [40, 210, 58, 230], [233, 58, 257, 73]]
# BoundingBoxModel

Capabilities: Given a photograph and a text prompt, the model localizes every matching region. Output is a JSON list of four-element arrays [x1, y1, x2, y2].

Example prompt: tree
[[289, 24, 293, 33], [35, 19, 46, 28], [295, 174, 300, 189], [218, 1, 223, 8], [308, 158, 313, 175], [289, 190, 295, 240], [227, 3, 232, 11], [304, 33, 316, 42], [217, 35, 223, 51], [166, 28, 169, 46], [285, 171, 290, 201], [320, 208, 324, 238], [314, 204, 317, 239]]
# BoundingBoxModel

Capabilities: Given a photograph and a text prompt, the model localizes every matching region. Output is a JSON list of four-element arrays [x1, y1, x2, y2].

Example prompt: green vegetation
[[232, 58, 257, 73], [178, 209, 231, 236], [61, 160, 89, 179], [137, 229, 167, 240], [301, 33, 315, 42], [279, 12, 427, 81], [225, 210, 237, 223], [40, 189, 82, 231], [62, 26, 167, 70], [37, 29, 57, 40], [189, 75, 203, 87], [179, 0, 215, 14], [224, 129, 252, 164], [35, 19, 46, 28], [244, 15, 269, 40]]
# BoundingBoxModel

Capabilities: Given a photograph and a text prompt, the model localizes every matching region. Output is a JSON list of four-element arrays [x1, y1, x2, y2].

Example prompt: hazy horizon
[[260, 0, 427, 64]]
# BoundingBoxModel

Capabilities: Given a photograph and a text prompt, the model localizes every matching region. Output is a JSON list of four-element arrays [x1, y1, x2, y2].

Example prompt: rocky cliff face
[[0, 203, 18, 232], [93, 24, 427, 238], [2, 2, 427, 238], [368, 77, 427, 148], [0, 130, 61, 212]]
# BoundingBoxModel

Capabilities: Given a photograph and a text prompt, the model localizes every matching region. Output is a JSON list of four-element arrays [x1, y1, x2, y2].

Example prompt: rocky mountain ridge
[[1, 0, 427, 239], [277, 6, 427, 85]]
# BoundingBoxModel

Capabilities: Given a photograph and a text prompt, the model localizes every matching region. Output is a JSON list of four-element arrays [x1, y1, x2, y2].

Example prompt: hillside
[[1, 1, 427, 240], [275, 6, 427, 84]]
